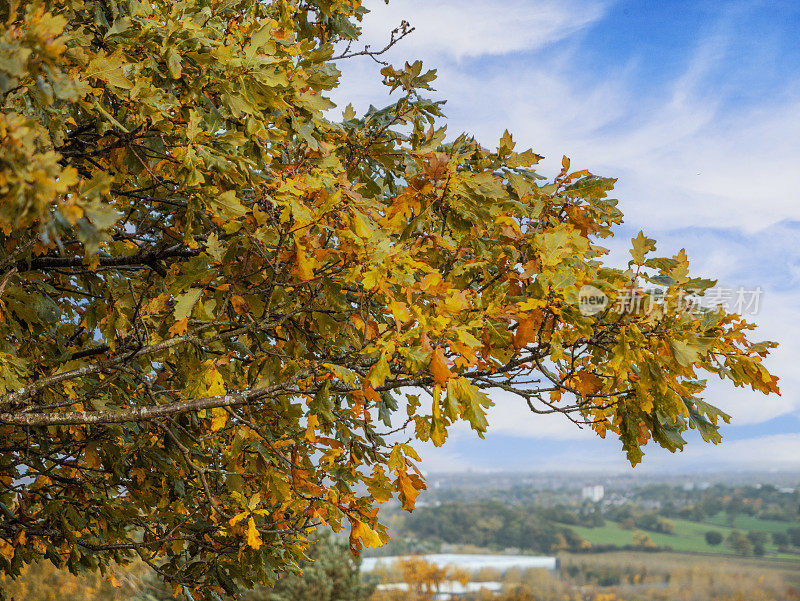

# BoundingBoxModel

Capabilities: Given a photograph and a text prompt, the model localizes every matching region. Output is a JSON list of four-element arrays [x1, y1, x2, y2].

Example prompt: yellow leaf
[[305, 414, 318, 442], [352, 211, 372, 239], [229, 511, 247, 527], [205, 366, 227, 396], [247, 517, 262, 549], [294, 240, 315, 281], [211, 407, 228, 431], [350, 518, 384, 548]]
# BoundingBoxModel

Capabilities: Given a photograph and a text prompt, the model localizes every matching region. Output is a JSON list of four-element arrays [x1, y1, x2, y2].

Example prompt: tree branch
[[330, 20, 415, 65], [0, 376, 306, 426]]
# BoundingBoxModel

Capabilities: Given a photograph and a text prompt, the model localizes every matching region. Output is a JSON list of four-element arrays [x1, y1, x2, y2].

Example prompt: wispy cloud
[[356, 0, 609, 61]]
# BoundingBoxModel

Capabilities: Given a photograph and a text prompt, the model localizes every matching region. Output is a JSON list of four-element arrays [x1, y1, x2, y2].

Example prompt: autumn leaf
[[573, 371, 604, 397], [513, 310, 543, 349], [422, 152, 449, 180], [231, 295, 249, 315], [305, 413, 318, 442], [210, 407, 228, 431], [430, 347, 453, 386], [630, 231, 656, 265], [247, 517, 262, 550], [396, 469, 421, 511], [174, 288, 202, 321], [350, 518, 384, 549], [294, 240, 316, 281]]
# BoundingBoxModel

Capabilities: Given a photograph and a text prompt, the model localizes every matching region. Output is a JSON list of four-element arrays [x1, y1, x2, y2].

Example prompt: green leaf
[[174, 288, 202, 321], [369, 353, 391, 388], [211, 191, 247, 219], [166, 48, 182, 79], [670, 339, 701, 367], [448, 377, 493, 436], [630, 231, 656, 265]]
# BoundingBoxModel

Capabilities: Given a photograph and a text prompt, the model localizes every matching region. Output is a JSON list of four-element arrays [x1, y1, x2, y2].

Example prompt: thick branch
[[14, 245, 200, 274], [0, 377, 304, 426]]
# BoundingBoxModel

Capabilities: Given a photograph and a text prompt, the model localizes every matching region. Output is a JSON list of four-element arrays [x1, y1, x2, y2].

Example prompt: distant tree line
[[405, 502, 585, 553]]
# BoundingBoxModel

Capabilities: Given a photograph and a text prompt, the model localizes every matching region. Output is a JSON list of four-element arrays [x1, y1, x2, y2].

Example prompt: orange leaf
[[231, 295, 249, 315], [168, 317, 189, 336], [574, 371, 604, 397], [422, 152, 449, 180], [396, 469, 424, 511], [513, 310, 543, 349], [430, 347, 453, 386]]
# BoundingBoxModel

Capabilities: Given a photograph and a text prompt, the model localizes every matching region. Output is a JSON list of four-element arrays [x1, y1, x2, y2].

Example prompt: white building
[[362, 554, 558, 573], [376, 581, 503, 600], [581, 485, 604, 502]]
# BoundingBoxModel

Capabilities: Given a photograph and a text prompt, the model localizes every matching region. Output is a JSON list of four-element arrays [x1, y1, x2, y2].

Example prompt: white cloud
[[640, 433, 800, 472], [356, 0, 609, 61]]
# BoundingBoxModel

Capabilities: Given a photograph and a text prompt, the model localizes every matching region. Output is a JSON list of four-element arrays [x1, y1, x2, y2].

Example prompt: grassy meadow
[[566, 515, 800, 560]]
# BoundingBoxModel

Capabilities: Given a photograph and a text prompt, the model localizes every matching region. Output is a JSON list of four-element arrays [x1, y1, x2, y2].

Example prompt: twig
[[331, 21, 415, 65]]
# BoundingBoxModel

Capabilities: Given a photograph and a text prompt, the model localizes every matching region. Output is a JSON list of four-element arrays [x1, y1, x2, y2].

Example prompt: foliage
[[705, 531, 724, 546], [632, 530, 657, 549], [555, 552, 800, 601], [0, 558, 164, 601], [370, 556, 469, 601], [727, 531, 754, 556], [369, 553, 800, 601], [242, 534, 375, 601], [0, 0, 780, 597], [633, 513, 675, 534], [404, 502, 584, 552]]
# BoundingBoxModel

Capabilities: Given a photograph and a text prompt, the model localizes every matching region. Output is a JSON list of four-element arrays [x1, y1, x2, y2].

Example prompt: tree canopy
[[0, 0, 779, 598]]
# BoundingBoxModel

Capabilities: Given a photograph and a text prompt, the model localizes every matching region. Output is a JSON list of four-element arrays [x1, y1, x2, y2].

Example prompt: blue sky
[[333, 0, 800, 473]]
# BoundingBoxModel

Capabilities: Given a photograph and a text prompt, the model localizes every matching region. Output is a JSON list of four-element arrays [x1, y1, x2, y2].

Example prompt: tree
[[241, 534, 374, 601], [788, 527, 800, 547], [704, 531, 723, 546], [746, 530, 768, 548], [772, 531, 789, 547], [725, 496, 745, 526], [372, 556, 469, 601], [0, 0, 780, 598], [727, 531, 753, 556], [631, 531, 656, 549]]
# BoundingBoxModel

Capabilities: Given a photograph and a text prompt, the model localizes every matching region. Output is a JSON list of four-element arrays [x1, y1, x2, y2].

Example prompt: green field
[[704, 513, 796, 534], [566, 517, 800, 560]]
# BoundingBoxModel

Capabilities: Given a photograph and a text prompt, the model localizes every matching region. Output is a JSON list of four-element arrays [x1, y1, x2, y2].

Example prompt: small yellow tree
[[373, 557, 469, 601]]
